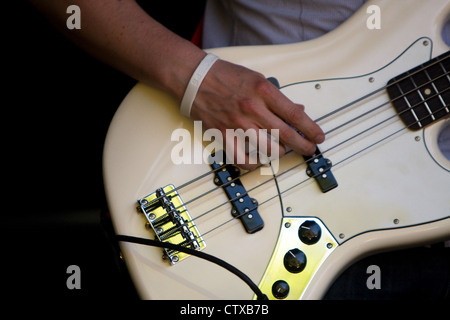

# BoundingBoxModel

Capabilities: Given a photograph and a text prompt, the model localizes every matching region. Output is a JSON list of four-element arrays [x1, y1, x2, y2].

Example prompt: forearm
[[29, 0, 325, 167], [28, 0, 205, 100]]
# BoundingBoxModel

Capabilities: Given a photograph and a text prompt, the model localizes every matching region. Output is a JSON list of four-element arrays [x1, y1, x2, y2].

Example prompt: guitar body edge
[[303, 217, 450, 299]]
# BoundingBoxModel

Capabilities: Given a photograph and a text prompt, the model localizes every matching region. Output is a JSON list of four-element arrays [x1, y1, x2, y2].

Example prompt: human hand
[[190, 59, 325, 170]]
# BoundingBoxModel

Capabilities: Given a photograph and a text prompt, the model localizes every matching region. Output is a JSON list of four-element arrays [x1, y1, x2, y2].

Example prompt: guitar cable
[[115, 159, 288, 301], [116, 234, 269, 300]]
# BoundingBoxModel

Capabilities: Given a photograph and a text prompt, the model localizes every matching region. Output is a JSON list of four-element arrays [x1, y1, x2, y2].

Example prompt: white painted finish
[[103, 0, 450, 299]]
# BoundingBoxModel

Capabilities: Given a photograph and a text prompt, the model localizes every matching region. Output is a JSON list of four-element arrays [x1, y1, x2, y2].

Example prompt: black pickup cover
[[304, 146, 338, 193], [209, 150, 264, 234]]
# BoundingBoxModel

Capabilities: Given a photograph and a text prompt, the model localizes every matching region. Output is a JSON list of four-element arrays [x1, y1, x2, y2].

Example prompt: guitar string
[[142, 53, 449, 210], [146, 89, 450, 244], [191, 102, 450, 242], [148, 71, 450, 241], [191, 89, 450, 231], [155, 55, 449, 205], [159, 102, 450, 249], [313, 51, 449, 122], [142, 52, 449, 208], [141, 53, 446, 242], [145, 73, 450, 221]]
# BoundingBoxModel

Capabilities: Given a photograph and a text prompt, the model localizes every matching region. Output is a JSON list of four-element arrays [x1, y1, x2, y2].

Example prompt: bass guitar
[[103, 0, 450, 299]]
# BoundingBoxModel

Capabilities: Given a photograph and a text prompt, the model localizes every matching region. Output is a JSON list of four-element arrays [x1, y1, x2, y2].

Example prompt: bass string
[[313, 51, 449, 123], [151, 86, 450, 246], [153, 81, 450, 220], [146, 52, 449, 206], [153, 100, 449, 244], [194, 102, 450, 242], [239, 64, 449, 183]]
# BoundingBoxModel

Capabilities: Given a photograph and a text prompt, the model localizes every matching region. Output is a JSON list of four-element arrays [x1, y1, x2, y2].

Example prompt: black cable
[[116, 234, 268, 300]]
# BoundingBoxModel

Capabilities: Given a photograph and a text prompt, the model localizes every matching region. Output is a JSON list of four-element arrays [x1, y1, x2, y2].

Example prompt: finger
[[244, 129, 286, 170], [276, 117, 318, 155], [254, 106, 318, 155], [259, 81, 325, 144], [222, 123, 286, 170], [275, 102, 324, 144]]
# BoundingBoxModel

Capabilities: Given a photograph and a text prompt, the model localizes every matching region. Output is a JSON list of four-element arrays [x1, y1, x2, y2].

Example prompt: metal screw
[[423, 40, 429, 46], [286, 207, 292, 213], [285, 222, 291, 228], [315, 83, 321, 89], [369, 77, 375, 83], [415, 136, 421, 142], [339, 233, 345, 239], [394, 219, 400, 224], [327, 243, 333, 249]]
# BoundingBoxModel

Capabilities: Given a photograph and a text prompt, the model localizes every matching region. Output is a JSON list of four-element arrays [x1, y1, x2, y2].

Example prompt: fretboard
[[387, 50, 450, 131]]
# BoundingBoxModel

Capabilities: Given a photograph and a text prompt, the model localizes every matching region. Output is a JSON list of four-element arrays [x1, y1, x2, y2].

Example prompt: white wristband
[[180, 53, 219, 117]]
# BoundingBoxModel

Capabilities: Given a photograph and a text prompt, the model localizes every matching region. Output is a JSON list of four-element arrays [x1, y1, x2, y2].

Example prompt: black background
[[3, 1, 205, 300]]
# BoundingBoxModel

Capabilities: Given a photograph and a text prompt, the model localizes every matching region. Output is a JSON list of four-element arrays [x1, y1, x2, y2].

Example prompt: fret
[[387, 50, 450, 131], [409, 74, 435, 121], [435, 84, 449, 113], [439, 61, 450, 82], [395, 81, 422, 128], [437, 59, 450, 115], [424, 68, 450, 113]]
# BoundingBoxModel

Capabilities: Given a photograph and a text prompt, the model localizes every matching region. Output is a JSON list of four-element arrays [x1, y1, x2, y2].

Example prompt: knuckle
[[254, 78, 274, 95], [279, 126, 295, 143], [287, 106, 304, 124], [296, 104, 306, 112]]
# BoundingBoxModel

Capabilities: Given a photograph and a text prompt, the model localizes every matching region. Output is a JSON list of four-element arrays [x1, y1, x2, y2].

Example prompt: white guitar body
[[103, 0, 450, 299]]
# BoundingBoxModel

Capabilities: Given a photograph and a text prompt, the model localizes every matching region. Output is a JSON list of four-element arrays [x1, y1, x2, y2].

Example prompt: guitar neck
[[387, 50, 450, 130]]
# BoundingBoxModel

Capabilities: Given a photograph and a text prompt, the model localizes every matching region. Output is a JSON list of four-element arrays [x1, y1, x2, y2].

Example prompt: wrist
[[180, 53, 219, 117]]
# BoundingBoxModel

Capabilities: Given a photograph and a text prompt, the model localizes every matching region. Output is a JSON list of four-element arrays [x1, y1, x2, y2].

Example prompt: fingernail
[[315, 134, 325, 144]]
